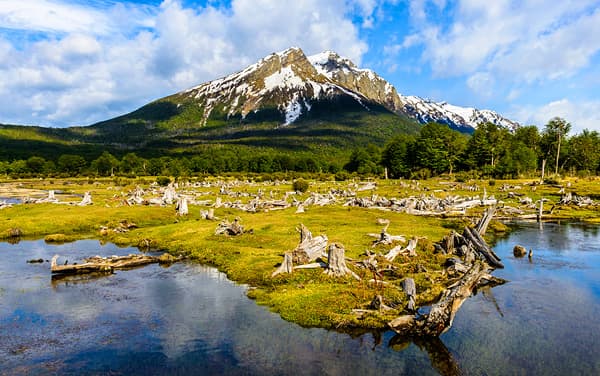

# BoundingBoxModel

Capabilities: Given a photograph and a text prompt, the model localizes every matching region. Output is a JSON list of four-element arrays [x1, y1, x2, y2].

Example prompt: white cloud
[[0, 0, 370, 127], [406, 0, 600, 82], [466, 72, 494, 97], [511, 99, 600, 133]]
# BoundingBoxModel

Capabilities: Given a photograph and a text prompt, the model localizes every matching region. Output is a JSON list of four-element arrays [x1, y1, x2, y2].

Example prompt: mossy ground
[[1, 175, 599, 329]]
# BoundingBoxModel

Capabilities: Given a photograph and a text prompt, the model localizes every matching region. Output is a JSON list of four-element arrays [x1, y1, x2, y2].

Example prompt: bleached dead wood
[[385, 237, 418, 262], [271, 252, 294, 277], [389, 261, 505, 336], [215, 218, 244, 236], [475, 206, 495, 236], [78, 192, 92, 206], [291, 224, 328, 264], [324, 243, 360, 280], [401, 278, 416, 311], [200, 208, 216, 220], [176, 197, 188, 216], [51, 253, 172, 275]]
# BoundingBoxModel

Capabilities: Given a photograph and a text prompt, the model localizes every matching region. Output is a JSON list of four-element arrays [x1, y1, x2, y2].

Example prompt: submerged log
[[291, 224, 328, 264]]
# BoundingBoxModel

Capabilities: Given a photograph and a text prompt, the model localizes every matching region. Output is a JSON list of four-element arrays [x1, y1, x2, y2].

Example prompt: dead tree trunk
[[78, 192, 92, 206], [462, 226, 504, 268], [271, 252, 293, 277], [176, 197, 188, 216], [215, 218, 244, 236], [292, 224, 328, 264], [389, 261, 501, 336], [385, 237, 418, 262], [475, 206, 495, 236], [324, 243, 360, 279], [401, 278, 416, 311]]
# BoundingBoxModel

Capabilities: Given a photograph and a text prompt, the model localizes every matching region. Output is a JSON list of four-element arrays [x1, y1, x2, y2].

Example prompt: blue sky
[[1, 0, 599, 132]]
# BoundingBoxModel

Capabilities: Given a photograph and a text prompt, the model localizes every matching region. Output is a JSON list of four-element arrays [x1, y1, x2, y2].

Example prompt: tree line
[[1, 117, 598, 179], [371, 117, 597, 179]]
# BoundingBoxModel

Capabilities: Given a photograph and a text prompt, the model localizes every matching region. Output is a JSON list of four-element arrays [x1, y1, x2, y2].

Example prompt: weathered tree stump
[[176, 197, 188, 216], [200, 208, 216, 220], [271, 252, 294, 277], [7, 228, 23, 238], [324, 243, 360, 279], [401, 278, 416, 311], [78, 192, 92, 206], [215, 218, 244, 236], [291, 224, 328, 264]]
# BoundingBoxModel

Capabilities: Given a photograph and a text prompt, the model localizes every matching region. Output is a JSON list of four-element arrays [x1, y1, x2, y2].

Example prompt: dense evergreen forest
[[1, 117, 598, 179]]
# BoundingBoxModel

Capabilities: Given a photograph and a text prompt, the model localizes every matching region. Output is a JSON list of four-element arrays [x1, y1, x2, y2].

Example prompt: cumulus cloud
[[0, 0, 371, 127], [404, 0, 600, 82], [511, 99, 600, 133]]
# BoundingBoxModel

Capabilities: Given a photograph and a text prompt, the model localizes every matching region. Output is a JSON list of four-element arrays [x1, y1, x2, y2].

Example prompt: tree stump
[[78, 192, 92, 206], [215, 218, 244, 236], [291, 224, 328, 264], [401, 278, 416, 311], [324, 243, 360, 279], [176, 197, 188, 216], [271, 252, 293, 277]]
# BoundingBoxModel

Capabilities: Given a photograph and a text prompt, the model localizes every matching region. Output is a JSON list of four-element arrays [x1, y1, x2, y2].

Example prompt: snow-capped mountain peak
[[177, 47, 518, 131]]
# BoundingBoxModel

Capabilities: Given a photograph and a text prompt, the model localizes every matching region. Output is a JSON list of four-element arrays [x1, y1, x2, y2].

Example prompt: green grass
[[2, 176, 599, 329]]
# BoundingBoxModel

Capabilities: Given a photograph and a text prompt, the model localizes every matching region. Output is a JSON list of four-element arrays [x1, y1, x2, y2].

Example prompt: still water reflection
[[1, 221, 599, 375]]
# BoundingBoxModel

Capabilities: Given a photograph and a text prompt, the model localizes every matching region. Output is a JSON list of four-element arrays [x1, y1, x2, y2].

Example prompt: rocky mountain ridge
[[178, 47, 519, 132]]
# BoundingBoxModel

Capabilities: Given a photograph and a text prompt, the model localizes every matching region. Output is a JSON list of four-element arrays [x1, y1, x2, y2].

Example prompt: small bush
[[156, 176, 171, 186], [334, 171, 350, 181], [488, 179, 496, 186], [292, 179, 309, 193]]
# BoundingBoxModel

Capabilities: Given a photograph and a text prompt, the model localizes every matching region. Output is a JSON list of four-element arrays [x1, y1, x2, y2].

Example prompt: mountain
[[1, 47, 520, 160], [308, 50, 519, 132], [95, 47, 517, 138]]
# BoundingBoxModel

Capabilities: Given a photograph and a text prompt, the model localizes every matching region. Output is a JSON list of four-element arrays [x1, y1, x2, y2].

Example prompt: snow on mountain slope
[[177, 47, 518, 131], [182, 47, 372, 126], [308, 51, 519, 132]]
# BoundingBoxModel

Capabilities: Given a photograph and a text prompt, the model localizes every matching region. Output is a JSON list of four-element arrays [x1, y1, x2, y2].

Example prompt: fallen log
[[389, 261, 501, 336], [462, 226, 504, 268], [475, 206, 496, 236], [51, 253, 167, 275]]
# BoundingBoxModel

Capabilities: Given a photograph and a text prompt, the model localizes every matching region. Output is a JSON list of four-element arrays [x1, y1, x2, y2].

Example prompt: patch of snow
[[264, 66, 304, 91], [284, 98, 303, 125]]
